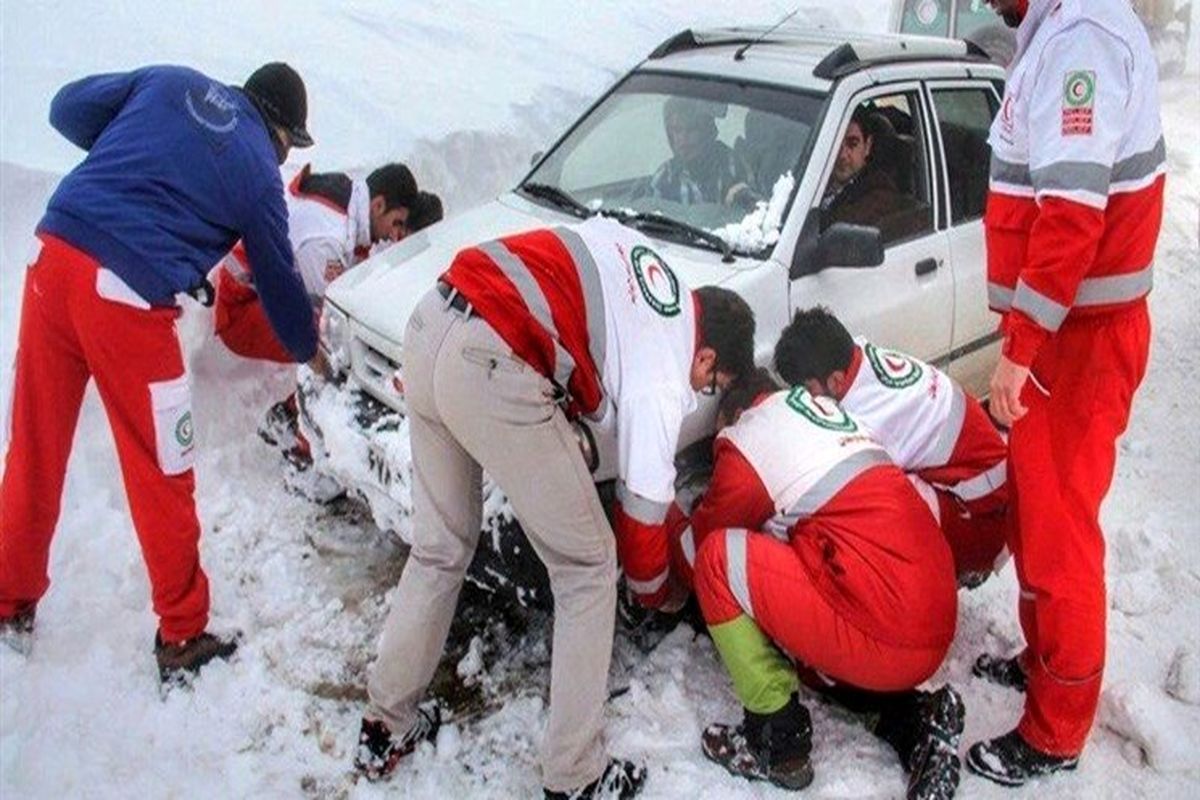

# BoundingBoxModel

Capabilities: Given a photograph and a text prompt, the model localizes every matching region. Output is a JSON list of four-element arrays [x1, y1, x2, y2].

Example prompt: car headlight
[[319, 302, 352, 376]]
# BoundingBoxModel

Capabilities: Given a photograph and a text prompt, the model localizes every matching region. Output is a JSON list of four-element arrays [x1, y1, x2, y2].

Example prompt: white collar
[[349, 178, 371, 251]]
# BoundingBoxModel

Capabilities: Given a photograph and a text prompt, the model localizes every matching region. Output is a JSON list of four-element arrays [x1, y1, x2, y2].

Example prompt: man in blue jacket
[[0, 62, 318, 684]]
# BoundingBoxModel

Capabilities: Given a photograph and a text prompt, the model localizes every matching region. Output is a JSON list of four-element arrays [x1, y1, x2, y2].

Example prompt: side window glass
[[931, 88, 997, 225], [899, 0, 950, 37], [819, 92, 934, 248]]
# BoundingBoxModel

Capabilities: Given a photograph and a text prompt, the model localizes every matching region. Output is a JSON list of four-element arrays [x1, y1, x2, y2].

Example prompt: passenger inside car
[[648, 97, 754, 208], [820, 104, 929, 245]]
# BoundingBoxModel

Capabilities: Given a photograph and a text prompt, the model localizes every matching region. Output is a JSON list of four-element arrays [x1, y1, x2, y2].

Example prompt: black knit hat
[[243, 62, 313, 148]]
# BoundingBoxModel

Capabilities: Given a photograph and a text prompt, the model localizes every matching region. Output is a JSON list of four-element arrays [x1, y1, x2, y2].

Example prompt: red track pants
[[0, 235, 209, 642], [694, 527, 949, 693], [1009, 302, 1150, 756], [212, 265, 293, 364]]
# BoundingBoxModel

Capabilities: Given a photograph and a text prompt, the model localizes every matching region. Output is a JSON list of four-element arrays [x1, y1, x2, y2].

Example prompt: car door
[[925, 79, 1004, 395], [789, 83, 954, 364]]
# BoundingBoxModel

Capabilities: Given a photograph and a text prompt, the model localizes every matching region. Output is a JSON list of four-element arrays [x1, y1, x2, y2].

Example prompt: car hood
[[325, 192, 747, 349]]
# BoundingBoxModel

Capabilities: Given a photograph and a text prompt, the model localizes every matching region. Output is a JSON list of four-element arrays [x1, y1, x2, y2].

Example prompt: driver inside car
[[648, 97, 755, 209]]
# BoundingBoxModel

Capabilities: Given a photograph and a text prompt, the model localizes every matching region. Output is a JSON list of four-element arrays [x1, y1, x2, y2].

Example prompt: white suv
[[302, 26, 1006, 602]]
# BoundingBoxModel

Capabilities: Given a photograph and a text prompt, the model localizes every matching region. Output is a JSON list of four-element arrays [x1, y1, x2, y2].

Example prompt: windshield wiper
[[603, 209, 734, 263], [520, 182, 594, 219]]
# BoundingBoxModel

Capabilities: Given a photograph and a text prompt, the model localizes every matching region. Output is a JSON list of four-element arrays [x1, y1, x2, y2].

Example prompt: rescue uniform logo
[[865, 342, 923, 389], [630, 246, 681, 317], [175, 411, 194, 449], [785, 387, 858, 433], [1062, 70, 1095, 136]]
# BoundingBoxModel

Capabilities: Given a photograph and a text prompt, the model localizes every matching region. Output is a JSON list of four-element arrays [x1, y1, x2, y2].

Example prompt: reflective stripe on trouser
[[367, 289, 616, 793], [1008, 302, 1150, 756], [0, 234, 209, 640], [693, 527, 948, 699], [212, 266, 295, 364]]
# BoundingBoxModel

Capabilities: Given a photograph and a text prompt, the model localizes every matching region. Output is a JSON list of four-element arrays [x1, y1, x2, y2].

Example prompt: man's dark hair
[[774, 306, 855, 385], [718, 367, 781, 426], [409, 191, 444, 232], [695, 286, 755, 380], [366, 163, 418, 212], [849, 105, 875, 141]]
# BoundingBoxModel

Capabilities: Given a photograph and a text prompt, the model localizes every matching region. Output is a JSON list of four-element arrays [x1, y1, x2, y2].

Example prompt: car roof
[[641, 25, 999, 91]]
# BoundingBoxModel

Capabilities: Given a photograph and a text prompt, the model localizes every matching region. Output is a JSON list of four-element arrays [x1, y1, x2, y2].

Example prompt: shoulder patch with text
[[1061, 70, 1095, 136], [865, 342, 923, 389], [630, 245, 681, 317]]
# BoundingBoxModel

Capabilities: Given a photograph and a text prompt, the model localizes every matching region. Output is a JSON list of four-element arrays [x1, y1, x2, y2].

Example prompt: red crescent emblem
[[885, 355, 907, 372], [646, 263, 664, 285]]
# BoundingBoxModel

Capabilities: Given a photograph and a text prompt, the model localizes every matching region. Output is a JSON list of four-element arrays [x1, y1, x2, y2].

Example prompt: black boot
[[898, 687, 965, 800], [0, 604, 36, 655], [966, 730, 1078, 787], [701, 693, 814, 791], [544, 758, 646, 799], [354, 702, 441, 782], [154, 630, 240, 686], [972, 653, 1027, 692]]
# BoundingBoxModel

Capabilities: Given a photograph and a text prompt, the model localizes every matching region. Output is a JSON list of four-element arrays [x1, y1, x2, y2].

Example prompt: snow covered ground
[[1, 2, 1198, 798]]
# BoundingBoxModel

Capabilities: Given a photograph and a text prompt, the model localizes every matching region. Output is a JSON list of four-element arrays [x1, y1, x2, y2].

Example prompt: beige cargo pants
[[367, 287, 617, 792]]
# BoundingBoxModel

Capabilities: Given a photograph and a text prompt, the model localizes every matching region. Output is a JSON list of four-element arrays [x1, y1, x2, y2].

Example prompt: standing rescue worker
[[774, 307, 1009, 585], [969, 0, 1166, 785], [675, 370, 963, 799], [353, 216, 755, 800], [0, 63, 318, 683]]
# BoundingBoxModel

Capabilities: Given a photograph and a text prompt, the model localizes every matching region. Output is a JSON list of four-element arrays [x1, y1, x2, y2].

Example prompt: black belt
[[437, 280, 472, 315]]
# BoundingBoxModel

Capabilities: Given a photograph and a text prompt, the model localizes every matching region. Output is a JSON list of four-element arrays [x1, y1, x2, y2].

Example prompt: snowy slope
[[2, 3, 1199, 799]]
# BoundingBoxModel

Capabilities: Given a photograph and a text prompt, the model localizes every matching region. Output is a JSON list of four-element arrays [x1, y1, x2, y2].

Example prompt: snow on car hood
[[324, 191, 746, 348]]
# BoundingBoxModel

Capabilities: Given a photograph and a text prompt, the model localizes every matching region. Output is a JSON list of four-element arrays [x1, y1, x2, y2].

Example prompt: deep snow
[[1, 3, 1199, 799]]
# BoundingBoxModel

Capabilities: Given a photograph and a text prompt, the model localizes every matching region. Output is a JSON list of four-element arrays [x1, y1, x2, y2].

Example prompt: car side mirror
[[816, 223, 884, 270]]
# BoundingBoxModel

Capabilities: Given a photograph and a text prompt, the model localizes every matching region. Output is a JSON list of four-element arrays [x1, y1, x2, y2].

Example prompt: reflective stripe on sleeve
[[616, 480, 671, 524], [627, 568, 668, 596], [1112, 137, 1166, 186], [988, 282, 1014, 312], [1031, 161, 1112, 198], [1013, 279, 1070, 331], [990, 157, 1031, 189], [949, 460, 1008, 502]]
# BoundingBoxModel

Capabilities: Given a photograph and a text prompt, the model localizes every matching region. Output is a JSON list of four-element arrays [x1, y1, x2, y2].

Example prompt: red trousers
[[694, 526, 951, 693], [0, 235, 209, 642], [1009, 302, 1150, 756], [936, 489, 1007, 578], [212, 265, 293, 364]]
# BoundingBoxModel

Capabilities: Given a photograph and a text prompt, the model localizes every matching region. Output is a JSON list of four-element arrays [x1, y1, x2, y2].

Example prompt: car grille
[[351, 335, 404, 411]]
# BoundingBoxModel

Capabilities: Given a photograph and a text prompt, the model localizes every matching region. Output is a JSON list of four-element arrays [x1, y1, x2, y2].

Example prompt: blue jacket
[[38, 65, 317, 362]]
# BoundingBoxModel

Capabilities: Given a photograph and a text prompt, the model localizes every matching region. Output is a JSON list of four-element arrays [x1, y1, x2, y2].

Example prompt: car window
[[931, 87, 997, 224], [899, 0, 950, 37], [818, 91, 934, 248], [526, 71, 824, 255], [955, 0, 1001, 38]]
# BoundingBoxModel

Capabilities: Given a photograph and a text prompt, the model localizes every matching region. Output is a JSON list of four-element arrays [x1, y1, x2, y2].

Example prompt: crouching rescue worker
[[353, 216, 755, 799], [775, 307, 1008, 586], [211, 162, 427, 500], [671, 370, 963, 799], [0, 63, 318, 683], [968, 0, 1166, 785]]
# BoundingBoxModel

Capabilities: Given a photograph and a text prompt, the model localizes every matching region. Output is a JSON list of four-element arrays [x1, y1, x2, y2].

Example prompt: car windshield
[[523, 71, 826, 257]]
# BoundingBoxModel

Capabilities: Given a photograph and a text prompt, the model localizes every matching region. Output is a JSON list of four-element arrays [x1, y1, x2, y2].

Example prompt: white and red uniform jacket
[[443, 217, 699, 606], [986, 0, 1165, 366], [838, 338, 1007, 517], [222, 164, 373, 303], [675, 389, 957, 649]]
